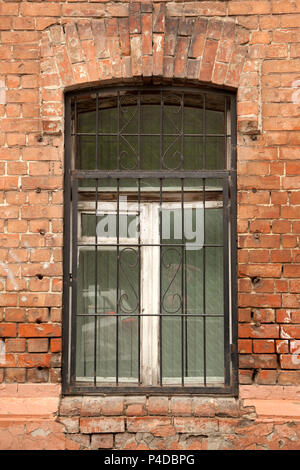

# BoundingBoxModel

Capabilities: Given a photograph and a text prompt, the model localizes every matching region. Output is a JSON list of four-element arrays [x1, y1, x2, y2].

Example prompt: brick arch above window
[[40, 5, 258, 136]]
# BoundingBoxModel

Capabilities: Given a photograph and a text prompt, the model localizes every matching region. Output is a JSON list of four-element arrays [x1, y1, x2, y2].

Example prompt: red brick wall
[[1, 0, 300, 450]]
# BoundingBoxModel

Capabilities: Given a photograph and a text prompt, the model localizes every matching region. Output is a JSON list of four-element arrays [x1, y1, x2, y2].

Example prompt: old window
[[63, 86, 237, 394]]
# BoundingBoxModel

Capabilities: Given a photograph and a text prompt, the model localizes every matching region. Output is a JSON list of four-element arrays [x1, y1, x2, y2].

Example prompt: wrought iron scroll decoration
[[162, 93, 184, 171], [119, 94, 139, 170], [161, 247, 183, 314], [118, 246, 139, 314]]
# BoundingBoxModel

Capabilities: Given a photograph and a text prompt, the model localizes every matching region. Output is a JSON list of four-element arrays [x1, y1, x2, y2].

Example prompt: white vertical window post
[[140, 204, 160, 386]]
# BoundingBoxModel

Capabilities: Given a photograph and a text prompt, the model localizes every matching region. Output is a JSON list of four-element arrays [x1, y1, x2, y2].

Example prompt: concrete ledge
[[0, 397, 60, 418], [243, 399, 300, 419], [240, 386, 300, 421], [0, 383, 61, 397], [0, 384, 61, 419], [0, 384, 80, 450], [240, 385, 300, 400], [0, 418, 80, 450]]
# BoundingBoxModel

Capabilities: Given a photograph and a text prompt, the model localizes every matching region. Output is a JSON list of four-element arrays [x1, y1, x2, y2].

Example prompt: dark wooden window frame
[[62, 85, 238, 396]]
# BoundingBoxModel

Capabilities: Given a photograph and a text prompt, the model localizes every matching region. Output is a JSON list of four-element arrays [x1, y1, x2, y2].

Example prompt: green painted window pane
[[161, 207, 224, 383], [76, 101, 226, 171], [205, 208, 223, 245], [205, 247, 224, 315], [206, 317, 224, 381], [76, 248, 139, 381], [81, 214, 137, 239]]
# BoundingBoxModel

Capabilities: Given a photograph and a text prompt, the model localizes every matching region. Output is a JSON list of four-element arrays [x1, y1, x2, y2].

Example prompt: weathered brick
[[80, 417, 125, 434], [129, 2, 141, 34], [60, 397, 83, 417], [199, 38, 218, 82], [80, 397, 103, 417], [90, 434, 114, 449], [193, 398, 216, 417], [58, 417, 79, 435], [239, 324, 280, 339], [255, 369, 277, 384], [0, 323, 17, 337], [278, 370, 300, 385], [5, 368, 26, 383], [101, 397, 124, 416], [164, 17, 178, 56], [126, 403, 146, 417], [215, 398, 240, 418], [148, 397, 169, 415], [239, 354, 278, 369], [126, 416, 172, 433], [141, 13, 152, 56], [174, 417, 218, 435], [27, 338, 49, 353], [228, 1, 271, 15], [280, 355, 300, 369], [170, 397, 193, 416], [5, 338, 26, 352], [153, 3, 165, 33], [19, 323, 61, 338], [153, 34, 164, 76]]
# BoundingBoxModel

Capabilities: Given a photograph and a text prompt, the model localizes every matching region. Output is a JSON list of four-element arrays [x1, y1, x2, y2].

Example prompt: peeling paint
[[291, 343, 300, 365], [0, 261, 18, 291], [9, 251, 21, 263], [292, 80, 300, 104], [154, 35, 163, 52], [280, 328, 291, 339], [0, 80, 6, 105], [0, 340, 5, 365], [24, 241, 35, 254], [30, 428, 51, 438], [283, 310, 292, 323], [70, 38, 78, 49]]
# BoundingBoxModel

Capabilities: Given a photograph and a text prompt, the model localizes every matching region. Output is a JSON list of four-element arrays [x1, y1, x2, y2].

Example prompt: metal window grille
[[63, 86, 238, 395]]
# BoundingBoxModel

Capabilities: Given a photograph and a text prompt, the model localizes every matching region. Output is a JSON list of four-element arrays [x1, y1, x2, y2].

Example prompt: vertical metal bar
[[224, 96, 227, 170], [230, 94, 238, 392], [116, 91, 120, 385], [93, 92, 99, 387], [96, 92, 99, 169], [117, 91, 120, 171], [159, 177, 163, 386], [137, 94, 141, 384], [83, 333, 86, 376], [181, 177, 185, 387], [231, 94, 237, 172], [223, 176, 230, 386], [74, 96, 79, 169], [159, 89, 163, 384], [203, 178, 207, 386], [62, 94, 72, 391], [184, 249, 188, 378], [138, 178, 141, 384], [116, 178, 120, 385], [181, 93, 185, 386], [138, 91, 141, 170], [203, 94, 206, 170], [94, 178, 98, 387], [71, 97, 78, 382], [160, 90, 163, 170], [181, 92, 184, 170], [70, 177, 78, 383]]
